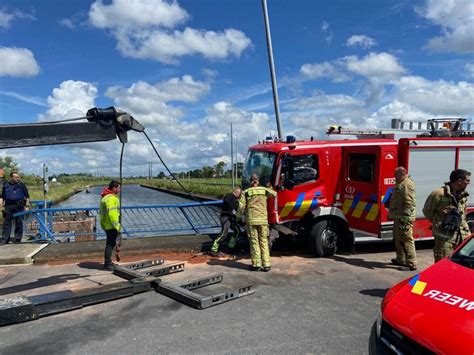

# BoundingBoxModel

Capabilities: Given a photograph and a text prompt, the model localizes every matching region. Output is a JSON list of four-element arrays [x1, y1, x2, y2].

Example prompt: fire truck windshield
[[242, 150, 276, 188], [450, 237, 474, 269]]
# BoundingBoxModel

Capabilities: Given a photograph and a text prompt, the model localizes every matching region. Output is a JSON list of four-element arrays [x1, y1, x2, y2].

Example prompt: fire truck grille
[[380, 320, 435, 355]]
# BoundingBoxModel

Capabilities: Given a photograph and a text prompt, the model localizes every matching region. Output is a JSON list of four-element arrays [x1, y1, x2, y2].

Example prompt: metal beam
[[0, 122, 116, 149], [113, 261, 185, 281], [0, 280, 153, 326]]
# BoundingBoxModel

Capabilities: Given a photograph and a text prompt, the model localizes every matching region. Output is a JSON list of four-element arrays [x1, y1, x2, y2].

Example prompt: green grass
[[28, 180, 111, 204], [134, 178, 237, 198]]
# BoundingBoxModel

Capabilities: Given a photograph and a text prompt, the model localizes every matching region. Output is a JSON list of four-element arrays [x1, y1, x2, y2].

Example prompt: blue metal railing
[[15, 201, 223, 243]]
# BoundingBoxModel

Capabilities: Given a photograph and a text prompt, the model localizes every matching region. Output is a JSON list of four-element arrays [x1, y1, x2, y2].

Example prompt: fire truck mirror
[[285, 179, 295, 190]]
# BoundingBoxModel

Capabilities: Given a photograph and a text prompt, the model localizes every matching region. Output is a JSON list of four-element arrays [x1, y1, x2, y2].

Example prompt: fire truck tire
[[308, 220, 339, 257]]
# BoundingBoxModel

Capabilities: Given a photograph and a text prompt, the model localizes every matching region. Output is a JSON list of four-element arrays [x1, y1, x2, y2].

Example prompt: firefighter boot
[[227, 236, 237, 249]]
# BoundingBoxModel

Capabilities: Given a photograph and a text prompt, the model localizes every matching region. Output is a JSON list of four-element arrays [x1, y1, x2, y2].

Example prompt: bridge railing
[[15, 201, 223, 243]]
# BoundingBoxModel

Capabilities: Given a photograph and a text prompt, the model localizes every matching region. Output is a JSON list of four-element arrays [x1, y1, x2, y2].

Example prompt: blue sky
[[0, 0, 473, 176]]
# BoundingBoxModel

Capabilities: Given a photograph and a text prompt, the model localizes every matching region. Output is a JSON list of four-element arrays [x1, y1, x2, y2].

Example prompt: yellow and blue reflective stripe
[[342, 192, 379, 221], [280, 191, 321, 218], [382, 187, 393, 205], [365, 194, 379, 221], [409, 274, 427, 295]]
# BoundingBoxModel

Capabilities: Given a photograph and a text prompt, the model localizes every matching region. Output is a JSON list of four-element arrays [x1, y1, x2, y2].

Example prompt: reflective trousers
[[247, 224, 270, 268], [393, 220, 417, 268], [211, 216, 238, 253]]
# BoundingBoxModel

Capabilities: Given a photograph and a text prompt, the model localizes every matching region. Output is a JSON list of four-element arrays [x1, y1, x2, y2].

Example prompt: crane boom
[[0, 107, 144, 149]]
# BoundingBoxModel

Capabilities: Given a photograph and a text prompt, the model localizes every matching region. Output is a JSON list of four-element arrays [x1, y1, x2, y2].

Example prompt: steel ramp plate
[[113, 261, 185, 281], [0, 280, 153, 326], [157, 274, 254, 309], [122, 259, 165, 270]]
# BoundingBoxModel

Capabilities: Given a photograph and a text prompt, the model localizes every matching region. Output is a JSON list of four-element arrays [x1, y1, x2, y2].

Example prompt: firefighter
[[99, 180, 121, 271], [1, 171, 30, 244], [210, 187, 241, 257], [387, 167, 417, 270], [237, 174, 276, 271], [423, 169, 471, 262]]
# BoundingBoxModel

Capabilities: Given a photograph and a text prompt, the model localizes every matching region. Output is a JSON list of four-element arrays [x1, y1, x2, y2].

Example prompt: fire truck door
[[341, 146, 383, 236]]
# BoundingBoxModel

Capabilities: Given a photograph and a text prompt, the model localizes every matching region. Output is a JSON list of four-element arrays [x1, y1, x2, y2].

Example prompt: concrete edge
[[33, 234, 216, 263], [24, 243, 49, 263]]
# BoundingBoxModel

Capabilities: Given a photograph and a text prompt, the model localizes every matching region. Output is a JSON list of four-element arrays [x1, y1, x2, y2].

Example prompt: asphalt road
[[0, 242, 436, 354]]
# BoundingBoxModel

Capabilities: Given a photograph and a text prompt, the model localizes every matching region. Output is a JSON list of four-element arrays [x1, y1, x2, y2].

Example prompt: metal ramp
[[0, 258, 255, 326]]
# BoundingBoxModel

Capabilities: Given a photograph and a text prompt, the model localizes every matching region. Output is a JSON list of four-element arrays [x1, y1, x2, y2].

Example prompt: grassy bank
[[134, 178, 235, 199], [28, 180, 111, 204], [2, 177, 234, 213]]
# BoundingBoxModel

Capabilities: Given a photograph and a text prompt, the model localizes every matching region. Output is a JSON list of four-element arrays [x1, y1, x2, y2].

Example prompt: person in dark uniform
[[1, 171, 30, 244], [210, 187, 241, 256]]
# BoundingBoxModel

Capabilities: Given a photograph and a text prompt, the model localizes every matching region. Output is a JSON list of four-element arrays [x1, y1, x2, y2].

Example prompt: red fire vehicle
[[369, 234, 474, 354], [242, 118, 474, 256]]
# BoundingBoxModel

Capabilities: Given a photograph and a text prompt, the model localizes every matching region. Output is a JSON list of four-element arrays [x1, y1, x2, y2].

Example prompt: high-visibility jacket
[[237, 186, 276, 225], [100, 193, 121, 231]]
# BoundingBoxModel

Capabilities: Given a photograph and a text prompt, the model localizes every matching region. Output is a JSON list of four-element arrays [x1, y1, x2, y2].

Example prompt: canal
[[56, 184, 193, 208]]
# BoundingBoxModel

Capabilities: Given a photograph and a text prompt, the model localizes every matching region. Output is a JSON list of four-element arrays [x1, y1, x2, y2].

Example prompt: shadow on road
[[331, 255, 397, 270], [77, 261, 104, 270], [207, 257, 250, 271], [0, 274, 89, 296], [359, 288, 389, 298]]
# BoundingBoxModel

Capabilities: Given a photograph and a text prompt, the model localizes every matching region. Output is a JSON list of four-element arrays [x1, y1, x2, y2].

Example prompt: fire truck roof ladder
[[327, 117, 474, 139]]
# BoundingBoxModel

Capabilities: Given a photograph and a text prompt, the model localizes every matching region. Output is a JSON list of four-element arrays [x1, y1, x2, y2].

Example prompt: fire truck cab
[[242, 119, 474, 257]]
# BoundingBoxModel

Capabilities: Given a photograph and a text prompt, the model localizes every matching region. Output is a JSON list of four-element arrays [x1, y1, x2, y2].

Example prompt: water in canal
[[56, 184, 193, 208]]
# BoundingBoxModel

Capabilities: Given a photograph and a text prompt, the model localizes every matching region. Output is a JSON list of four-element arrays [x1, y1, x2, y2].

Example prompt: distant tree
[[214, 161, 226, 177], [157, 171, 166, 179], [202, 166, 214, 178], [0, 156, 19, 177]]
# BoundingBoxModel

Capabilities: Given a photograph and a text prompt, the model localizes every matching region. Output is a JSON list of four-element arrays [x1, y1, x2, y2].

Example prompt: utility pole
[[148, 162, 156, 179], [42, 164, 49, 239], [262, 0, 283, 139], [234, 133, 238, 183], [231, 123, 235, 188]]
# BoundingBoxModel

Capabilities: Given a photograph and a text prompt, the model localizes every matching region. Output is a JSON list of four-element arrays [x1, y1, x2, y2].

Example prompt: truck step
[[273, 224, 297, 236]]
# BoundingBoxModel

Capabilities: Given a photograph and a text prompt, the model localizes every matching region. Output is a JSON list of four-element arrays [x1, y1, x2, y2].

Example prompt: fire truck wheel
[[308, 220, 339, 257]]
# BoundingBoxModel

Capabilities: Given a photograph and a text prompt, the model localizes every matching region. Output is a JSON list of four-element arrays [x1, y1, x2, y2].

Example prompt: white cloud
[[465, 63, 474, 77], [39, 80, 98, 121], [0, 91, 47, 107], [59, 18, 76, 29], [300, 62, 350, 82], [321, 20, 333, 45], [395, 76, 474, 116], [287, 93, 364, 113], [89, 0, 188, 30], [417, 0, 474, 53], [368, 100, 432, 128], [345, 52, 406, 82], [0, 47, 40, 77], [105, 75, 210, 131], [105, 75, 272, 170], [0, 9, 35, 29], [88, 0, 251, 63], [285, 93, 368, 134], [346, 35, 377, 49]]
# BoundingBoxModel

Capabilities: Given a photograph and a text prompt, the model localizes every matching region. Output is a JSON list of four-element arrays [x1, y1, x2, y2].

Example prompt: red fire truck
[[242, 118, 474, 256]]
